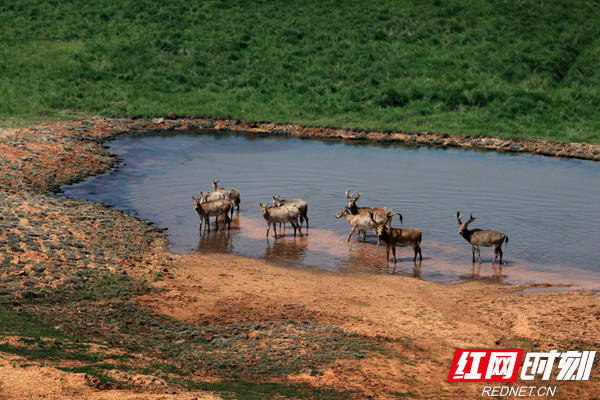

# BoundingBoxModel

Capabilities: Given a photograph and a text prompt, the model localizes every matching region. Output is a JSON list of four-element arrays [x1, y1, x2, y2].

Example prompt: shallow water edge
[[59, 127, 600, 289]]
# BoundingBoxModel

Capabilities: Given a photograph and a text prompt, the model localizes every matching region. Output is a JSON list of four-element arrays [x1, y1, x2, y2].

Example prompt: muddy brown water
[[60, 131, 600, 288]]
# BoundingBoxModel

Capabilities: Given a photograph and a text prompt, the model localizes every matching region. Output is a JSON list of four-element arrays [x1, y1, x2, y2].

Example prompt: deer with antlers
[[456, 211, 508, 264], [345, 191, 392, 245], [369, 209, 422, 263]]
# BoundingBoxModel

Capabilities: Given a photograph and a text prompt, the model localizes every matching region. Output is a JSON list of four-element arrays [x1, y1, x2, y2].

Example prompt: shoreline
[[0, 118, 599, 399]]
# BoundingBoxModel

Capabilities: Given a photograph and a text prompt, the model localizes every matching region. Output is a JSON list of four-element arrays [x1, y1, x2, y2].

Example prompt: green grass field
[[1, 0, 599, 142]]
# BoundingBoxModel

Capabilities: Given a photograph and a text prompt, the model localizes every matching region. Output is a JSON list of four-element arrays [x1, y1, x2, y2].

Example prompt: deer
[[272, 195, 309, 229], [345, 191, 392, 245], [201, 189, 236, 218], [192, 197, 233, 232], [212, 180, 241, 213], [456, 211, 509, 264], [260, 203, 302, 239], [336, 205, 376, 242], [369, 209, 422, 263]]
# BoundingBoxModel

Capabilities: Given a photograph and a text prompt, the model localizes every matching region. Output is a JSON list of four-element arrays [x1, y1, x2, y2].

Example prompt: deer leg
[[296, 220, 302, 236], [206, 216, 211, 233], [492, 246, 498, 264], [273, 223, 278, 239], [362, 229, 367, 241], [214, 216, 219, 231], [386, 245, 390, 262], [266, 223, 270, 238], [304, 211, 309, 229], [292, 220, 297, 237], [476, 246, 481, 263], [226, 214, 231, 230], [392, 246, 397, 263], [347, 226, 357, 242], [417, 244, 423, 261], [498, 246, 503, 264], [472, 246, 476, 262]]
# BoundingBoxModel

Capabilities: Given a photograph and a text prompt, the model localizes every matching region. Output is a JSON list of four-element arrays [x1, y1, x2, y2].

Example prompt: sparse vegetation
[[1, 0, 600, 142]]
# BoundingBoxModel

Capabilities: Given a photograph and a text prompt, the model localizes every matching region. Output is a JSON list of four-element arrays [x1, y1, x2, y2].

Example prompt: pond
[[61, 131, 600, 289]]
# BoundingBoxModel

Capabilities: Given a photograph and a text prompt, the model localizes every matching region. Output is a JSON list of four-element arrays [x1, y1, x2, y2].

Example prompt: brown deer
[[369, 209, 422, 263], [345, 191, 391, 245], [456, 211, 508, 264], [260, 203, 302, 239], [192, 197, 233, 232], [272, 195, 309, 229], [212, 180, 241, 213]]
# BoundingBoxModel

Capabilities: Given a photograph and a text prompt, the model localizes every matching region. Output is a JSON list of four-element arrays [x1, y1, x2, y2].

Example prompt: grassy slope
[[1, 0, 599, 142]]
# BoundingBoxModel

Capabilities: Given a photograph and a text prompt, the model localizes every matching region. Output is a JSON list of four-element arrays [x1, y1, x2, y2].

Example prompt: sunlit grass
[[1, 0, 599, 142]]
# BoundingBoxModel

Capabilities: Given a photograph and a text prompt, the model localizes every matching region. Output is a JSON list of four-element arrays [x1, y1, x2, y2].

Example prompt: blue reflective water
[[61, 131, 600, 288]]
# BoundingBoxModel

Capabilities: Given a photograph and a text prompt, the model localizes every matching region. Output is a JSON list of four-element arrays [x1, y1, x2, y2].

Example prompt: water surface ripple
[[61, 131, 600, 288]]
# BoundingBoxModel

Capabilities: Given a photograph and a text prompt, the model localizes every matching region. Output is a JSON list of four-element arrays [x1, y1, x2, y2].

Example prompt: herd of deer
[[193, 181, 510, 264]]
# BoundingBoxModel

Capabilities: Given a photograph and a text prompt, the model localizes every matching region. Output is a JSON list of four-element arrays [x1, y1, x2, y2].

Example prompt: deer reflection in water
[[390, 260, 423, 278], [471, 261, 505, 283], [195, 213, 240, 253], [264, 236, 307, 263], [196, 229, 234, 253]]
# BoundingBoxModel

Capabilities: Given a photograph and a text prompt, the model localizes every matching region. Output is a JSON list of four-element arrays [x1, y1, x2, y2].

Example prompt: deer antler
[[345, 190, 352, 199], [354, 192, 361, 201], [456, 211, 463, 225], [466, 213, 476, 225]]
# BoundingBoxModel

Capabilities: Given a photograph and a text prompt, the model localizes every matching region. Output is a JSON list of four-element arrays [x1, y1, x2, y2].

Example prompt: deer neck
[[349, 203, 359, 214], [379, 228, 389, 241], [460, 228, 472, 242]]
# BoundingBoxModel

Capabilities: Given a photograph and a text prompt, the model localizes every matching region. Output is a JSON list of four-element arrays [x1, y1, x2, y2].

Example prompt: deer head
[[259, 203, 269, 215], [272, 195, 282, 206], [345, 190, 361, 209], [456, 211, 476, 235], [368, 208, 388, 237], [336, 206, 351, 219]]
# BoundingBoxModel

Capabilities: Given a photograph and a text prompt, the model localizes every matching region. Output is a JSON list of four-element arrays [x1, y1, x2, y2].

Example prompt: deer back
[[468, 229, 505, 246], [198, 199, 231, 215], [277, 199, 307, 212], [265, 205, 300, 222], [399, 227, 422, 245]]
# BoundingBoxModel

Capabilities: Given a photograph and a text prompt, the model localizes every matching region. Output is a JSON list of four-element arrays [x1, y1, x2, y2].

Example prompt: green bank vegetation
[[1, 0, 600, 142]]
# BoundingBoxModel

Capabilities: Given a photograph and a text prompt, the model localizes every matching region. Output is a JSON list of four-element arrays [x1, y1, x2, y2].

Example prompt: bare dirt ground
[[0, 118, 599, 399], [0, 353, 222, 400], [135, 250, 600, 399]]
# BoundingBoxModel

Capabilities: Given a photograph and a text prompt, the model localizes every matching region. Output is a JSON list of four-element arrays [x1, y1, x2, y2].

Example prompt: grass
[[1, 0, 600, 142], [174, 379, 357, 400]]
